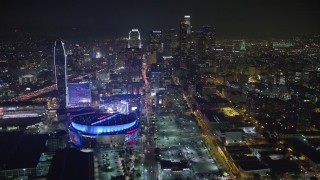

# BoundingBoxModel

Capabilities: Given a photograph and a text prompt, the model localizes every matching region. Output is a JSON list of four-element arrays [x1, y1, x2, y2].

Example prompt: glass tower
[[180, 15, 191, 69], [54, 40, 67, 109]]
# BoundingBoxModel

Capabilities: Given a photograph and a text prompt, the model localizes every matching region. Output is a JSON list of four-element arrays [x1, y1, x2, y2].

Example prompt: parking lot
[[93, 147, 142, 180], [154, 94, 220, 179]]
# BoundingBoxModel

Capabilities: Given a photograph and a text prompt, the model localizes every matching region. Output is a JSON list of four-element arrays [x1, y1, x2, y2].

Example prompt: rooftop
[[71, 112, 138, 126], [47, 148, 94, 180], [285, 138, 320, 164], [0, 132, 49, 170], [160, 160, 189, 171], [236, 158, 269, 172]]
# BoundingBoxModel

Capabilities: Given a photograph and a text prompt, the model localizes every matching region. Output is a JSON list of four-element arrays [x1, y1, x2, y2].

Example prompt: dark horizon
[[1, 0, 319, 39]]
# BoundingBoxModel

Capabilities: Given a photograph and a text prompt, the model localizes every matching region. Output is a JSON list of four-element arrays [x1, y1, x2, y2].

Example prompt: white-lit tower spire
[[54, 40, 67, 109], [128, 29, 142, 48]]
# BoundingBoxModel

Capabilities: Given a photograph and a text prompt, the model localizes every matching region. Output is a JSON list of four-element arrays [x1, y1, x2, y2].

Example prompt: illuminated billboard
[[67, 82, 91, 108], [68, 130, 82, 146]]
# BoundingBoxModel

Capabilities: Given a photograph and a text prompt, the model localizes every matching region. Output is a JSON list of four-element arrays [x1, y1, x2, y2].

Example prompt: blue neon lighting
[[71, 120, 137, 135], [126, 130, 138, 142], [91, 113, 119, 125]]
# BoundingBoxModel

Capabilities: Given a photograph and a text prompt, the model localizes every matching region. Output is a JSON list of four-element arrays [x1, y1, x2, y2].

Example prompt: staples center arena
[[68, 94, 141, 147]]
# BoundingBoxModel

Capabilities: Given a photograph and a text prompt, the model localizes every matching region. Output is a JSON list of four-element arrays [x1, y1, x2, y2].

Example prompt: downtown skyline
[[1, 1, 320, 179], [1, 0, 319, 39]]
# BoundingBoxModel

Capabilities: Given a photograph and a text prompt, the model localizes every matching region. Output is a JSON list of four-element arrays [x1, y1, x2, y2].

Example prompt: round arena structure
[[67, 94, 141, 147]]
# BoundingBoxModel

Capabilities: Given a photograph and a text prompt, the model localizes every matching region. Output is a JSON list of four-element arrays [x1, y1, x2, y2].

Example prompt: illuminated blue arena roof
[[68, 112, 139, 136], [71, 112, 137, 126]]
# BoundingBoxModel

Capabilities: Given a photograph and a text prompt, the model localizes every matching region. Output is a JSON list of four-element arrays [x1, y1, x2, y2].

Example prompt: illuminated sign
[[126, 128, 138, 134]]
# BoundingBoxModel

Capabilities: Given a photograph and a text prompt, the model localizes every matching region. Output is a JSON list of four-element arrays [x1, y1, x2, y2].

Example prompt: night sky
[[1, 0, 319, 39]]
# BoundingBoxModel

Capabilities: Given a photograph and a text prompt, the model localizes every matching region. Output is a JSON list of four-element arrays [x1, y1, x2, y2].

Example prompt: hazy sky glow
[[1, 0, 319, 38]]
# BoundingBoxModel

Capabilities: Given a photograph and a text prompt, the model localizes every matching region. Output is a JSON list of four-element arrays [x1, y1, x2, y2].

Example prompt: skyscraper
[[287, 96, 313, 130], [149, 30, 162, 52], [163, 29, 178, 56], [54, 40, 67, 109], [202, 25, 216, 59], [184, 15, 191, 35], [118, 48, 144, 94], [180, 15, 191, 69], [128, 29, 141, 48]]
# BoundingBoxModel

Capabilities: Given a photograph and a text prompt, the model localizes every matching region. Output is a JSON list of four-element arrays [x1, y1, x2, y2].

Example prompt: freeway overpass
[[1, 84, 57, 103]]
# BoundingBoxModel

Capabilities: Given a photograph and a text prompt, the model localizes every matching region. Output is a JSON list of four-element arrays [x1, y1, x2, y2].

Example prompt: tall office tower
[[194, 31, 205, 63], [202, 25, 216, 59], [180, 15, 191, 69], [184, 15, 191, 35], [124, 48, 143, 82], [128, 29, 142, 49], [120, 48, 144, 94], [150, 64, 163, 96], [149, 30, 162, 52], [54, 40, 67, 109], [163, 56, 174, 81], [163, 29, 178, 56], [287, 96, 313, 130]]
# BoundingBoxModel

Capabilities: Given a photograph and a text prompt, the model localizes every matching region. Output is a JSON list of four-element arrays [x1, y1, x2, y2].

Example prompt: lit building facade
[[287, 96, 313, 130], [119, 48, 144, 94], [66, 82, 92, 108], [150, 64, 163, 95], [68, 94, 141, 147], [99, 94, 141, 114], [180, 15, 191, 69], [149, 30, 162, 52], [163, 29, 178, 56], [68, 113, 140, 147], [202, 25, 216, 59], [128, 29, 141, 48], [54, 40, 67, 109], [18, 74, 37, 85], [184, 15, 191, 35]]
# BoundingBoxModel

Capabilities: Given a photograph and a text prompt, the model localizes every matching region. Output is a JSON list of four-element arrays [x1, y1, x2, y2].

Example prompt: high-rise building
[[188, 31, 205, 65], [150, 64, 163, 96], [163, 29, 178, 56], [118, 48, 144, 94], [287, 96, 313, 130], [193, 31, 205, 63], [54, 40, 67, 109], [149, 30, 162, 52], [180, 15, 191, 69], [163, 56, 174, 82], [202, 25, 216, 59], [128, 29, 141, 49], [184, 15, 191, 35], [124, 48, 143, 82]]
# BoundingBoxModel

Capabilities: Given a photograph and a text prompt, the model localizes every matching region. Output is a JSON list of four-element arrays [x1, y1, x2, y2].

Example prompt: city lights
[[0, 2, 319, 179]]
